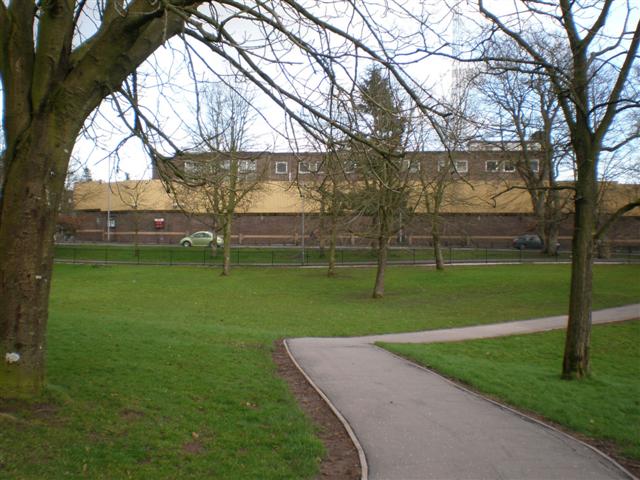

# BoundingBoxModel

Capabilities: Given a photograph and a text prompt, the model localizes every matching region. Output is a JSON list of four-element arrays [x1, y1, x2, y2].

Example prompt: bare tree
[[114, 179, 153, 252], [454, 1, 640, 378], [171, 83, 266, 276], [416, 81, 480, 270], [473, 39, 572, 256], [297, 146, 353, 276]]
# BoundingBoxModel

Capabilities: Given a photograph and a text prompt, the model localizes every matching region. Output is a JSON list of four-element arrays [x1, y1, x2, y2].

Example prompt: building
[[70, 151, 640, 249]]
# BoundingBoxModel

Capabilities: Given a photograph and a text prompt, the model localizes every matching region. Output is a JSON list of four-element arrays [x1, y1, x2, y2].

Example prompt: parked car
[[512, 234, 544, 250], [179, 231, 223, 248]]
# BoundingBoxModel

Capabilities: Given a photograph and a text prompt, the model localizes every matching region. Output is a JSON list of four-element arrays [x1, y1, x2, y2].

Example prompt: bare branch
[[594, 17, 640, 146], [594, 198, 640, 241]]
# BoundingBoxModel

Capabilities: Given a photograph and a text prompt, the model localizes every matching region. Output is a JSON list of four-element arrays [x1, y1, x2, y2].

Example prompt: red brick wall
[[69, 210, 639, 249]]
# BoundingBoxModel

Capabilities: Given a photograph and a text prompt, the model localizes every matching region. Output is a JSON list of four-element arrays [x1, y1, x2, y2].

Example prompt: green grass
[[380, 321, 640, 460], [1, 264, 638, 478]]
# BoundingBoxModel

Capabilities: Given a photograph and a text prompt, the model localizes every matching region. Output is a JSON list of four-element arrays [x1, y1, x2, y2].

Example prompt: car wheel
[[181, 240, 192, 247]]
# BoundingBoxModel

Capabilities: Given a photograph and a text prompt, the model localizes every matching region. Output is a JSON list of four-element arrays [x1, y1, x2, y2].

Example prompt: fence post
[[105, 246, 108, 265], [169, 249, 173, 266], [237, 249, 240, 265], [272, 251, 275, 266], [485, 248, 488, 264], [519, 248, 523, 263], [449, 247, 453, 264], [73, 247, 76, 264], [413, 249, 416, 264]]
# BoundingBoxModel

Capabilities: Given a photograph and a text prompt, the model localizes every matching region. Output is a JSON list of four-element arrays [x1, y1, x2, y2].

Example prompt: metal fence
[[53, 244, 640, 267]]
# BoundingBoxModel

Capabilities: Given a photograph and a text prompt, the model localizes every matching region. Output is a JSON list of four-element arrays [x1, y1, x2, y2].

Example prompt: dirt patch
[[0, 399, 60, 426], [119, 408, 145, 422], [272, 340, 361, 480], [182, 440, 205, 455]]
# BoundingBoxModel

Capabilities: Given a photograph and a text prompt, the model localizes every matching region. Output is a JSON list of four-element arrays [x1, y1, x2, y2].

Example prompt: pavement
[[286, 304, 640, 480]]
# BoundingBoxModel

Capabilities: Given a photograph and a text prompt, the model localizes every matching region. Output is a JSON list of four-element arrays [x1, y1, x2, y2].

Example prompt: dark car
[[512, 234, 544, 250]]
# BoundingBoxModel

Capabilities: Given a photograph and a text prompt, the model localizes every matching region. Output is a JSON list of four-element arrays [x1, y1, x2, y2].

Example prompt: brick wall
[[69, 210, 639, 249]]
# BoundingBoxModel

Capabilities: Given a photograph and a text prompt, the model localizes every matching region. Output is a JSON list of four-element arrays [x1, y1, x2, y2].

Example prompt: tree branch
[[594, 199, 640, 241], [594, 17, 640, 146], [32, 0, 76, 111], [2, 1, 36, 157]]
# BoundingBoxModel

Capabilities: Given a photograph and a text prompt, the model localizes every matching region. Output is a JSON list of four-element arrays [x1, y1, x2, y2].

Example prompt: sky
[[65, 1, 459, 182], [2, 1, 637, 183]]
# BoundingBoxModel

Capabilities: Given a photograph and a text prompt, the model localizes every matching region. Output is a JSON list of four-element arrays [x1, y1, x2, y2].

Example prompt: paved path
[[286, 304, 640, 480]]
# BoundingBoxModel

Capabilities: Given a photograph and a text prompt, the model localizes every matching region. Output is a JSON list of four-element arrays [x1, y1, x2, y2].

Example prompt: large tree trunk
[[0, 115, 74, 398], [562, 155, 597, 379]]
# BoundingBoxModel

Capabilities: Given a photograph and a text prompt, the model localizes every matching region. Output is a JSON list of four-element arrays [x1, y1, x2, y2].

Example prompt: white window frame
[[503, 161, 516, 172], [485, 160, 499, 172], [298, 161, 319, 174], [403, 159, 420, 172], [454, 160, 468, 173], [275, 161, 288, 175], [239, 159, 257, 173], [438, 159, 467, 174]]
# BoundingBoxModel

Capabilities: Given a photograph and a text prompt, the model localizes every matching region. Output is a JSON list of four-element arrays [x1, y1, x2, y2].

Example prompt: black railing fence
[[54, 244, 640, 267]]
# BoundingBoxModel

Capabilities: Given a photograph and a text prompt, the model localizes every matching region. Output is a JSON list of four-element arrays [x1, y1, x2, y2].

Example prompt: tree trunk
[[327, 212, 338, 277], [222, 215, 233, 276], [1, 116, 74, 398], [373, 234, 388, 298], [543, 190, 561, 256], [534, 194, 547, 251], [318, 200, 326, 257], [431, 214, 445, 271], [545, 223, 560, 256], [562, 156, 597, 379]]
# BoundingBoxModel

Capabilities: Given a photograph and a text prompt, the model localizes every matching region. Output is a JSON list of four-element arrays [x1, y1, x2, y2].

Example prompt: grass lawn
[[380, 320, 640, 461], [0, 264, 638, 478]]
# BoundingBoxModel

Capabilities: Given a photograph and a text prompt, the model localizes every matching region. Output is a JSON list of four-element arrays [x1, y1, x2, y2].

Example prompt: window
[[529, 160, 539, 172], [454, 160, 468, 173], [485, 161, 499, 172], [503, 162, 516, 172], [275, 161, 288, 174], [184, 161, 196, 173], [438, 159, 467, 174], [343, 160, 356, 173], [239, 160, 257, 173], [298, 161, 319, 174], [403, 159, 420, 172]]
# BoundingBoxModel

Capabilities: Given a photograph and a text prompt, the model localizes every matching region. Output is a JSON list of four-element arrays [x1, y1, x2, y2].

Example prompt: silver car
[[179, 231, 223, 247]]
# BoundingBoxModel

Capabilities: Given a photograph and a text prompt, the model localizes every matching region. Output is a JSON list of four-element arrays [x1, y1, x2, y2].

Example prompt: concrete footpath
[[286, 304, 640, 480]]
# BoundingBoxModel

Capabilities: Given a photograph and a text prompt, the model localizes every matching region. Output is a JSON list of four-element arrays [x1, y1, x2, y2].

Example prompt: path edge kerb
[[283, 339, 369, 480], [377, 345, 639, 480]]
